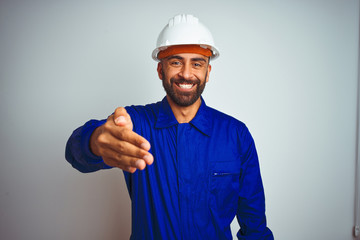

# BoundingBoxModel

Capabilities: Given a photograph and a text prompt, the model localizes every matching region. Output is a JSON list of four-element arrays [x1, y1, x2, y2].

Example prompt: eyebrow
[[191, 57, 207, 63], [166, 55, 208, 63]]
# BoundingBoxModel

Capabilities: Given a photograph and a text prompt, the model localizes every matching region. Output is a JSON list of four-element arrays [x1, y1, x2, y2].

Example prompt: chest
[[147, 124, 242, 187]]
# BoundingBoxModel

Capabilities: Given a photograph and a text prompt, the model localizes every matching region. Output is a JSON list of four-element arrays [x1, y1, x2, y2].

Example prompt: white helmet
[[152, 14, 220, 61]]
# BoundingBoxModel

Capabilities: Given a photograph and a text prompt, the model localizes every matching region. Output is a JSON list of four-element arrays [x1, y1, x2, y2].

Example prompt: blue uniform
[[65, 97, 273, 239]]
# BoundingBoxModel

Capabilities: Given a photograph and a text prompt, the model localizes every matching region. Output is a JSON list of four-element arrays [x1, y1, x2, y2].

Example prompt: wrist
[[90, 126, 102, 157]]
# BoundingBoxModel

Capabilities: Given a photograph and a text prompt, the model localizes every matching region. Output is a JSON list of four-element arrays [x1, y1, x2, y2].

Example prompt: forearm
[[65, 119, 112, 173], [236, 194, 273, 240], [236, 127, 273, 239]]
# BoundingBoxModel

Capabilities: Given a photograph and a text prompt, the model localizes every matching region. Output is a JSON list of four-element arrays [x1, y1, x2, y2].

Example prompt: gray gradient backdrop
[[0, 0, 359, 239]]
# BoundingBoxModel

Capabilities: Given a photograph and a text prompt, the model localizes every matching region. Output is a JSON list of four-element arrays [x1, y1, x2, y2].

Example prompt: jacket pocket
[[209, 161, 241, 213], [210, 161, 241, 180]]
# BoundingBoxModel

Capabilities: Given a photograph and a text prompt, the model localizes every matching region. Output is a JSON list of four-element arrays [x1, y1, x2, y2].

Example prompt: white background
[[0, 0, 359, 239]]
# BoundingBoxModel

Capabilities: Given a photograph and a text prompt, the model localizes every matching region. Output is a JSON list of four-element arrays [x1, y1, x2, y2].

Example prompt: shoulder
[[205, 105, 256, 155], [125, 101, 161, 119], [206, 105, 247, 130], [205, 105, 255, 145], [124, 101, 162, 132]]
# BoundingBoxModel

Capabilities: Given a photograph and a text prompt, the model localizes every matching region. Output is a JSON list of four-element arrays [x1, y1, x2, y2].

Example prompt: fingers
[[106, 115, 151, 152], [114, 107, 133, 130], [101, 147, 153, 173], [94, 108, 154, 173], [112, 127, 151, 152], [105, 134, 154, 165], [97, 128, 154, 166], [98, 134, 152, 161]]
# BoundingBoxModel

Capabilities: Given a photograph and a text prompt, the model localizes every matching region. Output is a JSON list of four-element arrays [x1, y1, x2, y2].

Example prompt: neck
[[166, 96, 201, 123]]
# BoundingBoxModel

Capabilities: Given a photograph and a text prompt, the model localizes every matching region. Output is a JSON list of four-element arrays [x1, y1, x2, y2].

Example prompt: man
[[66, 14, 273, 239]]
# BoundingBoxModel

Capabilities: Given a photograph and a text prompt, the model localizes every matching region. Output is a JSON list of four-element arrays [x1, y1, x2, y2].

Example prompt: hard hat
[[152, 14, 220, 61]]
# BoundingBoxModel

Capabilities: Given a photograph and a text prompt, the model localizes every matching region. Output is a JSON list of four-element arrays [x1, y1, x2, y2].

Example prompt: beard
[[161, 70, 207, 107]]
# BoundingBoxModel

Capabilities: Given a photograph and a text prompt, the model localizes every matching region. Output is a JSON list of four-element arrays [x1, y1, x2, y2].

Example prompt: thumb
[[113, 107, 133, 130]]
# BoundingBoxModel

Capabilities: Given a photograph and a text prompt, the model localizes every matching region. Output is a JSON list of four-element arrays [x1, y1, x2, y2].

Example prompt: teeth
[[179, 84, 193, 89]]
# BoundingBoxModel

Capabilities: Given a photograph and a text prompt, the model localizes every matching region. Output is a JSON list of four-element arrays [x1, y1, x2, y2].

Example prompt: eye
[[170, 61, 182, 66], [193, 62, 203, 68]]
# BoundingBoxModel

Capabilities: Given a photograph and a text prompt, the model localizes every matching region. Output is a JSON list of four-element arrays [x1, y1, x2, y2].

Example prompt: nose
[[178, 63, 193, 80]]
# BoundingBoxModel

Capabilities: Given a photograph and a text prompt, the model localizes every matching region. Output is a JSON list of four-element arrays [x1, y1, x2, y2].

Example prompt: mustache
[[170, 78, 200, 85]]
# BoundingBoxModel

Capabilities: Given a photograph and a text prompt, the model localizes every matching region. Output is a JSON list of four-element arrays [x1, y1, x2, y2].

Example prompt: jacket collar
[[155, 96, 212, 137]]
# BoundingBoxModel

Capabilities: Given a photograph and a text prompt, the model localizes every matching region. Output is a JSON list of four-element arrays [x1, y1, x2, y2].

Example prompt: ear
[[205, 64, 212, 83], [157, 62, 163, 80]]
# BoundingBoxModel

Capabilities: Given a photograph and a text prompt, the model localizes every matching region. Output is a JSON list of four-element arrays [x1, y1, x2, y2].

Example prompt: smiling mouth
[[177, 83, 194, 89]]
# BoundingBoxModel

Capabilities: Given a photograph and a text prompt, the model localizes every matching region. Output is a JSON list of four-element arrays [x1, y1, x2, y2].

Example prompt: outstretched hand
[[90, 107, 153, 173]]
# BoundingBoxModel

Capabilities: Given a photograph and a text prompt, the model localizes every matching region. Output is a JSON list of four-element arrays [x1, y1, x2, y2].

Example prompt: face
[[157, 53, 211, 107]]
